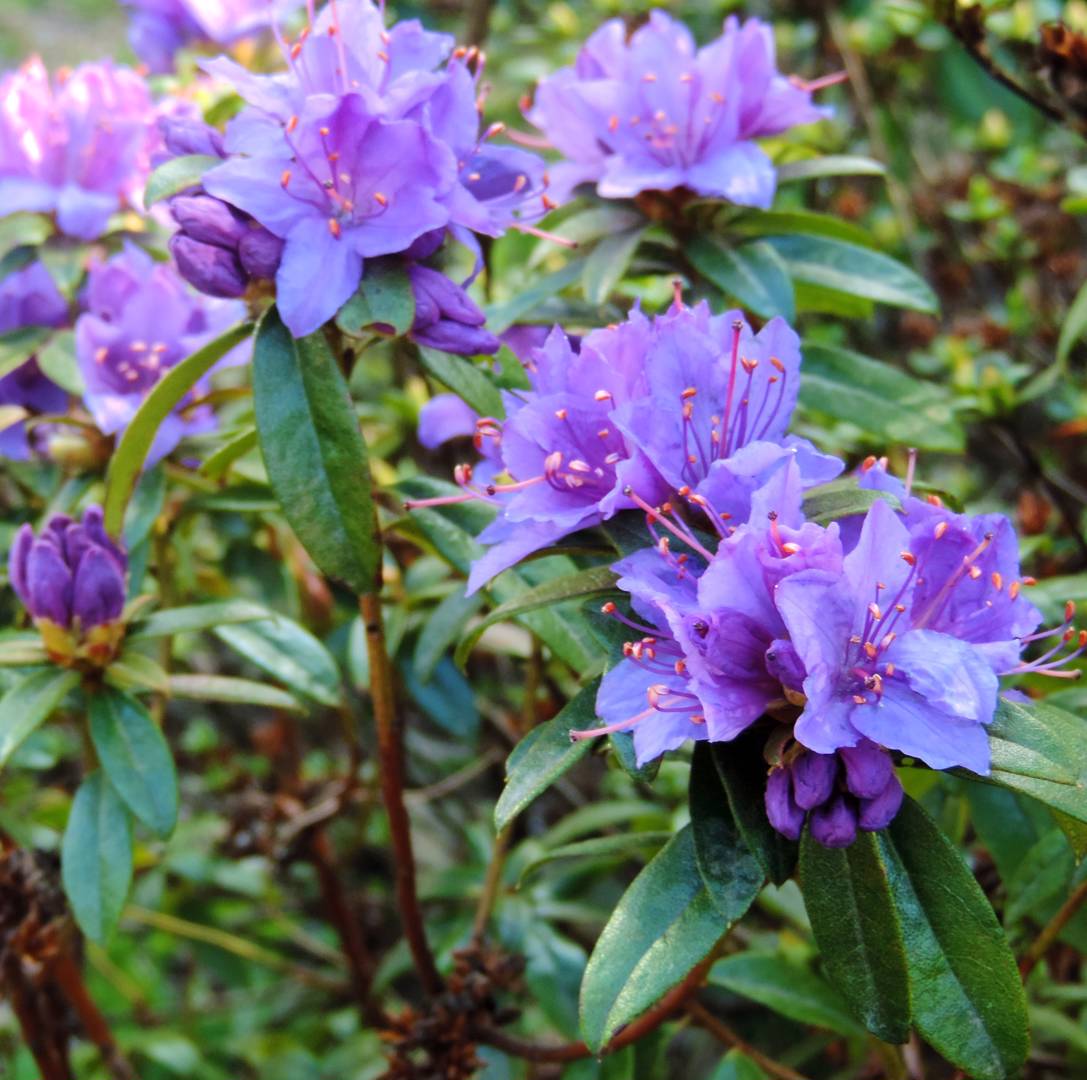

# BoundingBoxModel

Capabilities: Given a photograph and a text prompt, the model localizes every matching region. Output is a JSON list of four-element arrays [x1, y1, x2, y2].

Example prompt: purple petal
[[26, 539, 73, 625], [417, 394, 478, 449], [765, 766, 804, 841], [791, 750, 838, 811], [839, 741, 895, 800], [7, 524, 34, 607], [858, 773, 904, 831], [810, 794, 858, 848], [72, 547, 126, 628]]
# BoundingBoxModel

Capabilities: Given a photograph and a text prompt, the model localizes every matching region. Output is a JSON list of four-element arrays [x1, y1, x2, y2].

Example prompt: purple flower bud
[[237, 229, 284, 280], [765, 766, 804, 841], [790, 750, 838, 811], [171, 195, 249, 249], [810, 794, 859, 848], [858, 773, 905, 832], [840, 741, 895, 800], [25, 540, 73, 626], [160, 115, 226, 159], [169, 234, 248, 299], [408, 265, 500, 356], [72, 548, 126, 628], [8, 524, 34, 605], [413, 321, 501, 356]]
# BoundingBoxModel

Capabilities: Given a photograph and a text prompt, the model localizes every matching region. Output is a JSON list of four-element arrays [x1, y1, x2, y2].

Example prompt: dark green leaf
[[519, 832, 671, 883], [144, 154, 220, 208], [799, 829, 910, 1043], [708, 1049, 769, 1080], [335, 260, 416, 338], [495, 678, 600, 830], [709, 953, 867, 1038], [608, 729, 660, 783], [583, 228, 646, 305], [128, 600, 269, 642], [413, 586, 484, 681], [0, 667, 80, 769], [1004, 829, 1074, 926], [167, 673, 305, 713], [418, 346, 504, 417], [879, 797, 1029, 1079], [62, 772, 133, 942], [689, 745, 765, 922], [801, 477, 901, 526], [252, 307, 379, 594], [88, 687, 178, 838], [103, 321, 254, 533], [764, 234, 938, 313], [710, 733, 796, 885], [579, 825, 723, 1051], [687, 236, 795, 320]]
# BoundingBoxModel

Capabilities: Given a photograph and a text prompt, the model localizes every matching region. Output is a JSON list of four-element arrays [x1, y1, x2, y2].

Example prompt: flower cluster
[[175, 0, 548, 337], [0, 58, 159, 240], [9, 505, 128, 666], [74, 244, 250, 463], [527, 11, 835, 207]]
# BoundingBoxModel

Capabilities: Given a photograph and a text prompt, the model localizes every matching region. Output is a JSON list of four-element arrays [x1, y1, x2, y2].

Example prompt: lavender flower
[[527, 12, 834, 206], [408, 266, 499, 356], [8, 505, 128, 665], [74, 244, 249, 464], [0, 58, 159, 240], [0, 262, 69, 460]]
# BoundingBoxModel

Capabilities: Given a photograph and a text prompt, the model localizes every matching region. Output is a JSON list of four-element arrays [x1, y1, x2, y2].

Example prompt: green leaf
[[732, 209, 877, 248], [519, 832, 671, 884], [199, 426, 258, 480], [800, 342, 964, 452], [799, 829, 910, 1043], [456, 565, 618, 667], [335, 260, 416, 338], [776, 155, 887, 182], [0, 667, 80, 769], [418, 346, 504, 418], [879, 797, 1029, 1079], [579, 825, 723, 1052], [0, 325, 51, 380], [167, 673, 305, 713], [583, 228, 646, 305], [104, 650, 170, 695], [764, 234, 938, 314], [0, 212, 54, 254], [62, 772, 133, 942], [413, 586, 484, 681], [689, 744, 765, 921], [486, 258, 586, 332], [88, 688, 178, 838], [123, 464, 166, 550], [252, 307, 379, 594], [708, 1049, 769, 1080], [128, 600, 269, 642], [143, 153, 221, 208], [36, 330, 84, 395], [1004, 828, 1074, 926], [687, 236, 795, 320], [709, 953, 868, 1038], [1057, 274, 1087, 368], [0, 638, 48, 666], [529, 206, 644, 267], [609, 729, 660, 783], [214, 617, 342, 707], [984, 697, 1087, 824], [709, 733, 796, 885], [495, 678, 600, 830], [801, 477, 901, 526], [103, 321, 254, 534]]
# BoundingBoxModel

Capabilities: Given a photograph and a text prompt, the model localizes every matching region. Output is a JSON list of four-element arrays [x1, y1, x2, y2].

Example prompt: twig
[[1020, 876, 1087, 978], [686, 998, 811, 1080], [360, 591, 444, 997], [471, 823, 513, 945], [464, 0, 495, 46], [405, 745, 504, 804], [474, 952, 715, 1062]]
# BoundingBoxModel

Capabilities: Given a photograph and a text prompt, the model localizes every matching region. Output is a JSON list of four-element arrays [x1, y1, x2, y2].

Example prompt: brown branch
[[360, 590, 443, 997], [1020, 875, 1087, 978], [470, 824, 512, 946], [474, 952, 715, 1062], [686, 998, 810, 1080]]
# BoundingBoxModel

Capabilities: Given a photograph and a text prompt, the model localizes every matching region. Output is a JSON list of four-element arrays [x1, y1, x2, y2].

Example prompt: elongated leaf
[[335, 260, 415, 338], [0, 638, 48, 666], [709, 953, 867, 1038], [583, 228, 646, 305], [129, 600, 269, 642], [167, 673, 304, 712], [456, 565, 618, 667], [1057, 275, 1087, 367], [799, 829, 910, 1043], [710, 734, 796, 885], [414, 586, 484, 681], [732, 209, 876, 248], [709, 1050, 769, 1080], [519, 832, 671, 883], [215, 617, 342, 707], [689, 744, 764, 921], [0, 667, 80, 769], [529, 206, 643, 267], [486, 258, 586, 332], [0, 211, 53, 253], [579, 825, 722, 1051], [199, 426, 258, 480], [879, 798, 1029, 1079], [984, 697, 1087, 824], [776, 155, 887, 182], [495, 678, 600, 830], [104, 650, 170, 695], [418, 346, 504, 417], [0, 326, 50, 380], [103, 322, 254, 534], [144, 153, 220, 207], [687, 236, 795, 320], [36, 329, 84, 394], [62, 772, 133, 942], [802, 478, 900, 526], [765, 234, 938, 313], [89, 688, 178, 838], [252, 308, 379, 594]]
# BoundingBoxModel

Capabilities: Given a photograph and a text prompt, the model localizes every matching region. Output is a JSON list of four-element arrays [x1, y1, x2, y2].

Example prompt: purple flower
[[417, 393, 480, 450], [408, 265, 499, 356], [74, 244, 249, 464], [8, 506, 128, 666], [0, 59, 159, 240], [527, 12, 834, 206], [765, 741, 904, 847], [0, 262, 69, 460]]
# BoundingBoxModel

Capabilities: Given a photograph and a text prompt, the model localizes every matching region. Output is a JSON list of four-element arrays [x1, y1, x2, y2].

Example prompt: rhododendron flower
[[0, 262, 69, 460], [0, 59, 159, 240], [74, 244, 249, 464], [527, 11, 834, 205]]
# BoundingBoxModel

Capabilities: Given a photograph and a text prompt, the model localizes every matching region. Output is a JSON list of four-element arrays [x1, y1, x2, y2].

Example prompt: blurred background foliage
[[2, 0, 1087, 1078]]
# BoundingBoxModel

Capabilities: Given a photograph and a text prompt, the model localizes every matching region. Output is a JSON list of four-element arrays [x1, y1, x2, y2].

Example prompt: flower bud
[[408, 265, 499, 356], [810, 794, 859, 848], [169, 234, 248, 299], [171, 194, 249, 249], [840, 741, 895, 800], [790, 749, 837, 811], [858, 773, 905, 832], [237, 228, 284, 280], [764, 766, 804, 841]]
